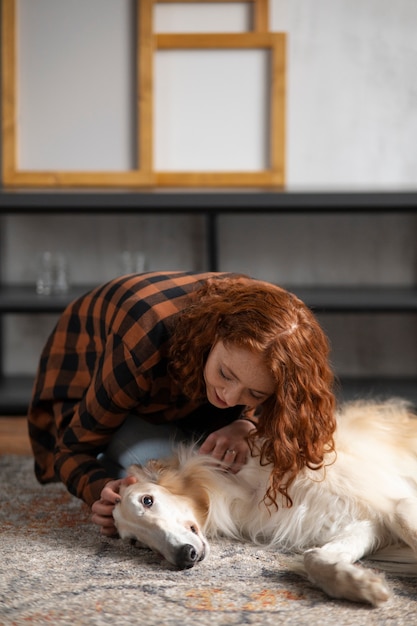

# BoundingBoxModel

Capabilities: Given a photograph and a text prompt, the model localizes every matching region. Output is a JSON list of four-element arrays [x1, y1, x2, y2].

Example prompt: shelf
[[0, 375, 35, 414], [1, 375, 415, 415], [0, 284, 416, 315], [0, 285, 96, 313], [290, 286, 417, 313], [1, 190, 417, 213]]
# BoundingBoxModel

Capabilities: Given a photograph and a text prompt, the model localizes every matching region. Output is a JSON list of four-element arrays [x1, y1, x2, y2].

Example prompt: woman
[[28, 270, 336, 536]]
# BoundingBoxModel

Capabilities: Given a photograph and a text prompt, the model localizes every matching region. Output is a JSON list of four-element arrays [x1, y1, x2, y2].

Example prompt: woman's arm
[[53, 335, 149, 505]]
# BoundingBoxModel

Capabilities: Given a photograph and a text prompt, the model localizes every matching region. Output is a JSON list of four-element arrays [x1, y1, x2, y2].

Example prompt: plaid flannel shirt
[[28, 271, 240, 505]]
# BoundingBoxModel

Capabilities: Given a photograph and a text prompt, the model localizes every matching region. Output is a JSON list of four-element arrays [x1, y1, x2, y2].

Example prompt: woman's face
[[203, 340, 275, 409]]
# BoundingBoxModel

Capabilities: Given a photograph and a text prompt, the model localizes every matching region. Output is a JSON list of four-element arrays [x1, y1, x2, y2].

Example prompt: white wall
[[1, 0, 417, 377], [281, 0, 417, 189]]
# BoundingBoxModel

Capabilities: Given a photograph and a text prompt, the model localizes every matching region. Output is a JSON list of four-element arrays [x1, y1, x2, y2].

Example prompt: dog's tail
[[366, 545, 417, 577], [285, 545, 417, 580]]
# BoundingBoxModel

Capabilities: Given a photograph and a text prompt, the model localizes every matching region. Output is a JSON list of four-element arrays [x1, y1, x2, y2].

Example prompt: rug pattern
[[1, 454, 416, 626]]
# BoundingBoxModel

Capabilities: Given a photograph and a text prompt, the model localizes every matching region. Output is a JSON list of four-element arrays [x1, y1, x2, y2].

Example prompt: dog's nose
[[176, 544, 199, 569]]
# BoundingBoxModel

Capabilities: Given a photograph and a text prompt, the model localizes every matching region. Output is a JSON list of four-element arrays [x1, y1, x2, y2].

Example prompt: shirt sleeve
[[53, 333, 150, 506]]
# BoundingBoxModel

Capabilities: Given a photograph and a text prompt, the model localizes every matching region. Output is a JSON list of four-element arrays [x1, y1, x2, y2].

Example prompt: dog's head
[[113, 459, 209, 569]]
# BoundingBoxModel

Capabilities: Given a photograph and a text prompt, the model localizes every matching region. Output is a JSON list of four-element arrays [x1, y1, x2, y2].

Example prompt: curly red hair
[[169, 276, 336, 508]]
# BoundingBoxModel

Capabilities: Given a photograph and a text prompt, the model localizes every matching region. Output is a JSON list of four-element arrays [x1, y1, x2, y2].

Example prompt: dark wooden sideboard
[[0, 190, 416, 413]]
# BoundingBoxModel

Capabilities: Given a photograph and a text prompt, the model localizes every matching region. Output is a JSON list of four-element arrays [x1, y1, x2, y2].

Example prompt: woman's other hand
[[198, 418, 255, 473]]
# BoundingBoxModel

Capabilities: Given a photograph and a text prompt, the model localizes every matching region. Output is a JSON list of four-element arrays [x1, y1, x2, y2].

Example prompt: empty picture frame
[[1, 0, 154, 187], [1, 0, 285, 189], [155, 32, 285, 187]]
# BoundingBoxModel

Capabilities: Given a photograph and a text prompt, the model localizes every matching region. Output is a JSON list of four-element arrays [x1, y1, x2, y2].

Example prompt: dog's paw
[[304, 549, 391, 606], [331, 563, 391, 607]]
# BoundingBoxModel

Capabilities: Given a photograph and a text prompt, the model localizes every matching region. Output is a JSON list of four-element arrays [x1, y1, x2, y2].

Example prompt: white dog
[[113, 399, 417, 606]]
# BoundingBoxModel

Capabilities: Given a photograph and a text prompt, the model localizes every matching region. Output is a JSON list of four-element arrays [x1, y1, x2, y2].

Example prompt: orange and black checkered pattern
[[28, 271, 236, 506]]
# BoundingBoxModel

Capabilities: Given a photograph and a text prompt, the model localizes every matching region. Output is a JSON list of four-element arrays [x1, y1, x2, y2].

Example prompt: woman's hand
[[198, 419, 256, 473], [91, 475, 137, 536]]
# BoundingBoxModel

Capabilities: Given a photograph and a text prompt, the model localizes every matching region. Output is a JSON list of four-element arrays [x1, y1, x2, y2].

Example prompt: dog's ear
[[126, 464, 145, 479], [126, 461, 165, 482], [146, 459, 166, 472], [144, 459, 167, 481]]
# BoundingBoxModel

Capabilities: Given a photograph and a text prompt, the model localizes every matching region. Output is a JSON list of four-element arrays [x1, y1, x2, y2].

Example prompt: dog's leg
[[303, 521, 391, 606]]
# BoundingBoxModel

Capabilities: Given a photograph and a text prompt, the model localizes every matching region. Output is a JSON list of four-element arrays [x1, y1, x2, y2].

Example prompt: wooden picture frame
[[155, 31, 285, 187], [1, 0, 154, 188], [1, 0, 285, 188]]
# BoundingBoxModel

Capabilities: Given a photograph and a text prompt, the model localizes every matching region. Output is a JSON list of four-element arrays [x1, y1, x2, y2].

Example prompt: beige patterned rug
[[1, 454, 417, 626]]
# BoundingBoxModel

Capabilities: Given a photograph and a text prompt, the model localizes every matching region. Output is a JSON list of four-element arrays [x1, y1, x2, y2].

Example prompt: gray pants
[[98, 405, 242, 478], [98, 416, 188, 478]]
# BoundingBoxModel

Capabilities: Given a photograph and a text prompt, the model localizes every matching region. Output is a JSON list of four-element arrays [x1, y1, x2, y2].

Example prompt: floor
[[0, 416, 32, 455]]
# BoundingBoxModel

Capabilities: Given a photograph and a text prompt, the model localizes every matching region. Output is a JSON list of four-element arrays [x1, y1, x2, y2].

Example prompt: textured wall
[[281, 0, 417, 188]]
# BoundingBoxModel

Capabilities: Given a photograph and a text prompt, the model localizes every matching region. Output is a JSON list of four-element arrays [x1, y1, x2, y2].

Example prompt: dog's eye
[[190, 525, 198, 534], [141, 495, 153, 508]]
